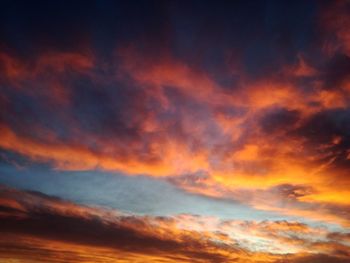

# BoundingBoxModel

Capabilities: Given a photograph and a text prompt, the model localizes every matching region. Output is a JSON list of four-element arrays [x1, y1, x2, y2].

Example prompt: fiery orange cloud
[[1, 1, 350, 234], [0, 124, 209, 176], [1, 46, 350, 227]]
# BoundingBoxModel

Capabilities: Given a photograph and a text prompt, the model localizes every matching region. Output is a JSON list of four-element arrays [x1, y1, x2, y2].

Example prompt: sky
[[0, 0, 350, 262]]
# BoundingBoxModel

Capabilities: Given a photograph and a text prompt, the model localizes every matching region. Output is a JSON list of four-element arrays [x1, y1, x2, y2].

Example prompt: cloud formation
[[0, 1, 350, 258], [0, 186, 349, 262]]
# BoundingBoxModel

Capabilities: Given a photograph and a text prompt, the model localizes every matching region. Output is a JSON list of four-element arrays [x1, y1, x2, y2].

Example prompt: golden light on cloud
[[1, 1, 350, 262]]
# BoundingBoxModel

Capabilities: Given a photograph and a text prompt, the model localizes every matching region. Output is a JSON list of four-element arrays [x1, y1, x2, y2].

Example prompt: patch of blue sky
[[0, 163, 335, 228]]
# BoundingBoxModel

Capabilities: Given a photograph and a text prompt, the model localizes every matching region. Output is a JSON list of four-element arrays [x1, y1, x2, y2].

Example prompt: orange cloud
[[0, 186, 349, 262], [1, 46, 350, 228], [1, 1, 350, 232]]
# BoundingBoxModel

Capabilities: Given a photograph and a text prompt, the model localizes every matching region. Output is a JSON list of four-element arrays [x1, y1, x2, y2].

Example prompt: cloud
[[0, 186, 350, 262], [0, 0, 350, 231], [0, 186, 238, 262], [321, 0, 350, 57]]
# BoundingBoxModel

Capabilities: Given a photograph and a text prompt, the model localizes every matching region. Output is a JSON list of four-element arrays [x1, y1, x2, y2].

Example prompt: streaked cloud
[[0, 186, 349, 262]]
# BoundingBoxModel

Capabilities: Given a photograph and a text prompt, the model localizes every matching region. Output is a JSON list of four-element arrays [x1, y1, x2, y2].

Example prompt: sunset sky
[[1, 0, 350, 262]]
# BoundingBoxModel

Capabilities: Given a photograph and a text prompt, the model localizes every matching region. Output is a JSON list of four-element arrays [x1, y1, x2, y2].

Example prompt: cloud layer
[[0, 186, 349, 262]]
